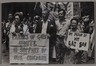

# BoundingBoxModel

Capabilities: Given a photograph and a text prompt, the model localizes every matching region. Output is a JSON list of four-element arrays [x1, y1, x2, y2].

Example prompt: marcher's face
[[23, 18, 26, 21], [34, 20, 38, 24], [47, 3, 54, 11], [20, 12, 23, 17], [15, 18, 20, 22], [15, 16, 20, 24], [89, 26, 93, 34], [55, 2, 59, 7], [29, 17, 31, 20], [71, 20, 77, 29], [58, 11, 64, 19], [82, 15, 89, 22], [47, 3, 52, 11], [25, 21, 27, 25], [42, 11, 47, 17], [8, 14, 12, 19], [42, 11, 48, 21]]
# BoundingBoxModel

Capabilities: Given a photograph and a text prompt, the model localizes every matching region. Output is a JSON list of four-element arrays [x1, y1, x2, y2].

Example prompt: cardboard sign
[[66, 32, 90, 51], [9, 34, 49, 64]]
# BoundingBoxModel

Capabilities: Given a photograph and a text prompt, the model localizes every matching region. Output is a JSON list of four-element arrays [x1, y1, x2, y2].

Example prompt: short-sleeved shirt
[[55, 19, 70, 36]]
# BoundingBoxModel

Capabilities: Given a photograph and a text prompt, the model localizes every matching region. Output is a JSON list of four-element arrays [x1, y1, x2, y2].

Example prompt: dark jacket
[[34, 19, 56, 36]]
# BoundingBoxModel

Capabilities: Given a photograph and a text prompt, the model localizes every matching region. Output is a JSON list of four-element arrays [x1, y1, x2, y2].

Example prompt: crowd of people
[[2, 2, 94, 64]]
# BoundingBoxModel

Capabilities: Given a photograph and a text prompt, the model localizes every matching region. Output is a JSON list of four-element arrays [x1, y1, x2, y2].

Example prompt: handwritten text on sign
[[66, 32, 90, 51], [9, 34, 49, 64]]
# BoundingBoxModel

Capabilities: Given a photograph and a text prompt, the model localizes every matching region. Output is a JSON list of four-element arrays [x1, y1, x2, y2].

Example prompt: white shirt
[[33, 24, 37, 33], [6, 22, 9, 28], [23, 24, 29, 34], [55, 19, 70, 36], [41, 20, 48, 34], [10, 23, 15, 33]]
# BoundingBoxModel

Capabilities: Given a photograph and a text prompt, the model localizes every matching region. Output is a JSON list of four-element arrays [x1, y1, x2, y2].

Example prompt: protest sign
[[66, 32, 90, 51], [9, 34, 49, 64]]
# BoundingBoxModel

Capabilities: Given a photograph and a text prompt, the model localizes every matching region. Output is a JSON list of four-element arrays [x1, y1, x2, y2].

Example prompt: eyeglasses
[[58, 13, 63, 16]]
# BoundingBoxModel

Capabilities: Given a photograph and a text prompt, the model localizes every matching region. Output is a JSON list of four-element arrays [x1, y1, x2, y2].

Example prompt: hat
[[14, 12, 20, 16]]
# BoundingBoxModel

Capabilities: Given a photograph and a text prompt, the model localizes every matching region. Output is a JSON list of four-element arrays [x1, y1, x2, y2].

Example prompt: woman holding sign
[[64, 18, 82, 64]]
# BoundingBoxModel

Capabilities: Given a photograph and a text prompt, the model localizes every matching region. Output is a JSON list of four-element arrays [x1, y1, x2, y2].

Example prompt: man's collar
[[41, 19, 50, 23]]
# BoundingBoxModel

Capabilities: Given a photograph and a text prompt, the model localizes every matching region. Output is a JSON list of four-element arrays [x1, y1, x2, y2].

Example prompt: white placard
[[66, 32, 90, 51], [9, 34, 49, 64]]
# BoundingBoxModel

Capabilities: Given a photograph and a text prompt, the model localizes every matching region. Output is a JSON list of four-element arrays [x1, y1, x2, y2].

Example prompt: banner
[[66, 32, 90, 51], [65, 2, 73, 20], [9, 34, 49, 64], [73, 2, 81, 18]]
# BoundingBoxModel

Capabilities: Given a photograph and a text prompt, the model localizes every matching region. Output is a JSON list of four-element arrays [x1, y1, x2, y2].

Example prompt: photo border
[[0, 0, 96, 66]]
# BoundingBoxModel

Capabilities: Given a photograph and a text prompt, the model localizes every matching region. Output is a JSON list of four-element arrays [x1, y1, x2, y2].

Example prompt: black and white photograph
[[1, 2, 95, 64]]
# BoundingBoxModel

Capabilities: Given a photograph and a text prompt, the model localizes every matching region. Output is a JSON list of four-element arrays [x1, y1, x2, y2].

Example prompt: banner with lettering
[[66, 32, 90, 51], [65, 2, 73, 20], [9, 34, 49, 64]]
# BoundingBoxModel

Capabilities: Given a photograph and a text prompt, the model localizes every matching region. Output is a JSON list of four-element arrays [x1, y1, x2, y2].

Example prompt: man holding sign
[[33, 9, 56, 63]]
